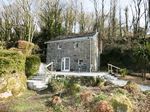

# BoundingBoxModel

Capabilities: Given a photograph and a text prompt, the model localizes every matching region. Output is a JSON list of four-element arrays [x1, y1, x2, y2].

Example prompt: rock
[[0, 91, 13, 101], [109, 94, 133, 112], [0, 72, 27, 101], [124, 81, 140, 93], [104, 81, 114, 86], [93, 101, 114, 112]]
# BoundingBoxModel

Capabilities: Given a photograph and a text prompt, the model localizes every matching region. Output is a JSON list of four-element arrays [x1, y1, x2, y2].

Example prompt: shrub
[[67, 83, 81, 95], [109, 94, 133, 112], [0, 41, 6, 50], [18, 40, 34, 56], [48, 77, 65, 92], [25, 55, 41, 77], [94, 92, 107, 101], [0, 50, 26, 76], [118, 88, 128, 95], [93, 101, 114, 112], [120, 68, 128, 78]]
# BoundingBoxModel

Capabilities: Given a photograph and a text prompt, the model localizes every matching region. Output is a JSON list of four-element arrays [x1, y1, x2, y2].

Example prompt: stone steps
[[27, 74, 50, 91]]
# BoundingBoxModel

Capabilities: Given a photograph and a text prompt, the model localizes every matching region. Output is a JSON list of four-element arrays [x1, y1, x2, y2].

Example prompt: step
[[27, 80, 44, 83], [32, 77, 45, 80]]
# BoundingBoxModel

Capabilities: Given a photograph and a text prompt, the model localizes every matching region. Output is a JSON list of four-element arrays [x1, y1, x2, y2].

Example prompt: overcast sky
[[0, 0, 147, 28]]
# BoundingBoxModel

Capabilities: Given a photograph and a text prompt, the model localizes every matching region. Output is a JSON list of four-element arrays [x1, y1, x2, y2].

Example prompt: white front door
[[61, 57, 70, 71]]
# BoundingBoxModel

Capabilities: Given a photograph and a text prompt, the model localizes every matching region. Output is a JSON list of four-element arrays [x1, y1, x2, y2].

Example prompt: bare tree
[[125, 6, 129, 32], [119, 7, 122, 38]]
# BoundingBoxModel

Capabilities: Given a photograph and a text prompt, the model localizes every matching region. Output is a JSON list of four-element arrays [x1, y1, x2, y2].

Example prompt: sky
[[0, 0, 148, 30]]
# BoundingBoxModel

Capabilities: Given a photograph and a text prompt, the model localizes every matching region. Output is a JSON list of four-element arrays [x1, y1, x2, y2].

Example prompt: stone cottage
[[45, 32, 100, 72]]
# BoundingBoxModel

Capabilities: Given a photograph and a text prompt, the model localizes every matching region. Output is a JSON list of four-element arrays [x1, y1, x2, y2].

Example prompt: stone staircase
[[27, 73, 51, 91], [27, 63, 52, 91]]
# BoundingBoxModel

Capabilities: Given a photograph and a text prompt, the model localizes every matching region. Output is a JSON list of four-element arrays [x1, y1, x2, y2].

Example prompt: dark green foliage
[[48, 76, 65, 92], [132, 43, 150, 80], [0, 41, 6, 49], [120, 68, 128, 78], [25, 55, 41, 77], [0, 50, 26, 76]]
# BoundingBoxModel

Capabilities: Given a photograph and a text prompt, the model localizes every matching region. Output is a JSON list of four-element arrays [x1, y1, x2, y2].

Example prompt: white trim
[[44, 33, 99, 44], [61, 57, 70, 71], [45, 37, 92, 44]]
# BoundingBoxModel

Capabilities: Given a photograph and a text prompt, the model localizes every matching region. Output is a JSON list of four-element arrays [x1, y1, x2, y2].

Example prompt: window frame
[[74, 42, 78, 48], [58, 44, 62, 49], [78, 60, 83, 66]]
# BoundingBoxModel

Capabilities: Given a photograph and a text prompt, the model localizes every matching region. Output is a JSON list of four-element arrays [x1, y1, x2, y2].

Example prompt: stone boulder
[[124, 81, 140, 93], [104, 81, 114, 86], [0, 72, 27, 101], [109, 94, 133, 112]]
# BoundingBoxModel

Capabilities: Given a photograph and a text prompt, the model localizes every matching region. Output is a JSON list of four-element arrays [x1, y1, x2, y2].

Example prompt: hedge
[[0, 50, 26, 76], [25, 55, 41, 77]]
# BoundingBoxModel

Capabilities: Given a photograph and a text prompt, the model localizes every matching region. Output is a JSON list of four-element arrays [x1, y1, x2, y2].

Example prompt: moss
[[25, 55, 41, 77], [0, 80, 7, 93], [68, 83, 81, 95], [0, 72, 27, 99], [110, 94, 133, 112]]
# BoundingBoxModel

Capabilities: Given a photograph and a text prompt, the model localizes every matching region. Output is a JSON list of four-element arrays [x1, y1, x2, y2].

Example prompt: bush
[[0, 50, 26, 76], [48, 77, 65, 92], [120, 68, 128, 78], [25, 55, 41, 77], [0, 41, 6, 50], [18, 40, 34, 56], [94, 92, 107, 101], [118, 88, 128, 95]]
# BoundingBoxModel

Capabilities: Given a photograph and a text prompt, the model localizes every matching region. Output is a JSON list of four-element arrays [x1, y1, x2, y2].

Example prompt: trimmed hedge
[[0, 50, 26, 76], [25, 55, 41, 77]]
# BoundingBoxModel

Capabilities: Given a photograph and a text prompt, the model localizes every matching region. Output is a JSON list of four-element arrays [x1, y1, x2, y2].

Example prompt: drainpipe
[[90, 38, 91, 73]]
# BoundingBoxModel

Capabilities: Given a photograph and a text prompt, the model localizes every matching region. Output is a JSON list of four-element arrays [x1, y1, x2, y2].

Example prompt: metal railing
[[45, 62, 53, 82], [108, 63, 121, 74]]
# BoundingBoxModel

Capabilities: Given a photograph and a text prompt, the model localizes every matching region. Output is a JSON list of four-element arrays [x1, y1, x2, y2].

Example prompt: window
[[78, 60, 83, 65], [74, 42, 78, 48], [58, 44, 62, 49]]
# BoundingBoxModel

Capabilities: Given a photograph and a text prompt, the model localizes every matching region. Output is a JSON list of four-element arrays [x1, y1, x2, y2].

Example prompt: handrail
[[44, 62, 53, 82], [108, 63, 121, 74]]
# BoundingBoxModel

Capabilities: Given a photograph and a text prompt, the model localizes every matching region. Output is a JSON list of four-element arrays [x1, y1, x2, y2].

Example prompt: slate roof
[[45, 32, 97, 43]]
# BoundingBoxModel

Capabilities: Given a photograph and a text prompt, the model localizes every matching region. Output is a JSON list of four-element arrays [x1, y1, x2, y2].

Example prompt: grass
[[8, 100, 45, 112], [7, 90, 48, 112]]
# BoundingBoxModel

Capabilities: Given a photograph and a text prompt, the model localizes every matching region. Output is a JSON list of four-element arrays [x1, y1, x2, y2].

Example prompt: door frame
[[61, 57, 70, 71]]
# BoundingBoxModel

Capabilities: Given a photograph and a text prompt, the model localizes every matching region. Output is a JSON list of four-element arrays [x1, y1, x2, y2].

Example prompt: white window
[[78, 60, 83, 65], [74, 42, 78, 48], [58, 44, 62, 49]]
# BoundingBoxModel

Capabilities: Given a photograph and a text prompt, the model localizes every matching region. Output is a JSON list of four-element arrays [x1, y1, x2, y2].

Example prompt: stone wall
[[46, 36, 99, 72]]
